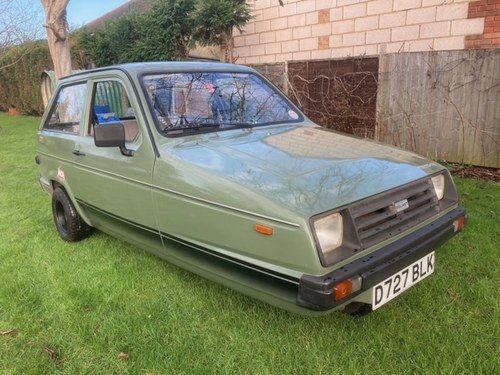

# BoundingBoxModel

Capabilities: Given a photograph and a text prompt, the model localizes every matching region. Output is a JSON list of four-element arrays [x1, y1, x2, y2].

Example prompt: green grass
[[1, 112, 499, 374]]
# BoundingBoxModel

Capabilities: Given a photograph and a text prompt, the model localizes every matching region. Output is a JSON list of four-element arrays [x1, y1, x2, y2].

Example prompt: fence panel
[[377, 50, 500, 168]]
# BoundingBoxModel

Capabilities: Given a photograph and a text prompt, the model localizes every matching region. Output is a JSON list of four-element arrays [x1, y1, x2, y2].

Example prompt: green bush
[[75, 0, 197, 66]]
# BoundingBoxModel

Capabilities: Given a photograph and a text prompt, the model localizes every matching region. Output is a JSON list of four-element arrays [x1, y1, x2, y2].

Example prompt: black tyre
[[342, 302, 373, 317], [52, 187, 93, 242]]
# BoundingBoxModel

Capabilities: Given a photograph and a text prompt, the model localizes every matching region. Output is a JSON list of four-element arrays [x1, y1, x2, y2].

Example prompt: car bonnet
[[160, 125, 444, 217]]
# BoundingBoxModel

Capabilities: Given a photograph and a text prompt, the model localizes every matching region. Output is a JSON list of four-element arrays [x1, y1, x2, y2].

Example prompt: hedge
[[0, 41, 53, 116]]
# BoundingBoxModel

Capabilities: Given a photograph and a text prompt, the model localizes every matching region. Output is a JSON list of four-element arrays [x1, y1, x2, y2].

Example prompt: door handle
[[73, 150, 86, 156]]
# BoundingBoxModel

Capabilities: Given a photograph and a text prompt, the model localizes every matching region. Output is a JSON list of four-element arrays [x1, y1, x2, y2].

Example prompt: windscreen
[[142, 72, 302, 135]]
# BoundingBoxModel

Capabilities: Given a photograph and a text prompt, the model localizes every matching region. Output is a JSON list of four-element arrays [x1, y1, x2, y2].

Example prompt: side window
[[44, 83, 87, 134], [90, 81, 139, 143]]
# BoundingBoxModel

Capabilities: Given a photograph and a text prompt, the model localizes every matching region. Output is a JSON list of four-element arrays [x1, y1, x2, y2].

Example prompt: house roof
[[84, 0, 154, 31]]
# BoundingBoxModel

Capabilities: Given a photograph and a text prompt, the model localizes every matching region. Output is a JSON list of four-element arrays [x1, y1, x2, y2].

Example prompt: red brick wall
[[466, 0, 500, 48]]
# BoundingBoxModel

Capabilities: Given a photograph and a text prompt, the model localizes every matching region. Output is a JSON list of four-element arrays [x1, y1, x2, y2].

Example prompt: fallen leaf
[[44, 347, 58, 360], [118, 352, 130, 360], [0, 329, 19, 336], [447, 289, 458, 298]]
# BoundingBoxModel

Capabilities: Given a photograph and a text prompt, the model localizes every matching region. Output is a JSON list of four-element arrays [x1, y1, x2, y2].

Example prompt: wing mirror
[[94, 123, 134, 157]]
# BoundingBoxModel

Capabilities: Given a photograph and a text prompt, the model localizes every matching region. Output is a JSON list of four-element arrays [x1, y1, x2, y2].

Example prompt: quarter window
[[44, 83, 87, 134]]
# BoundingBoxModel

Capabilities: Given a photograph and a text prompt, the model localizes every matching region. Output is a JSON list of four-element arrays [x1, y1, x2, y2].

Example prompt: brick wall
[[465, 0, 500, 48], [234, 0, 493, 64]]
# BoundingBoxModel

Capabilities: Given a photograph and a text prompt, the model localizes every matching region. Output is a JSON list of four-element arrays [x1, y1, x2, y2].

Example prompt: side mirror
[[94, 123, 134, 157]]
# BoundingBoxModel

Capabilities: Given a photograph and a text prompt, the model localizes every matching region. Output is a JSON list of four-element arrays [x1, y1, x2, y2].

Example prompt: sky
[[0, 0, 130, 45], [66, 0, 129, 28]]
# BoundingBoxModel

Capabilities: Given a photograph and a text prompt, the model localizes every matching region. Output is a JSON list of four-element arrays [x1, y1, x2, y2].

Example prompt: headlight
[[313, 213, 343, 254], [431, 174, 445, 200]]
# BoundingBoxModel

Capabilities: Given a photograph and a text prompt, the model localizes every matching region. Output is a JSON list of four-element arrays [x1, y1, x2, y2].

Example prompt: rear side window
[[44, 83, 87, 134]]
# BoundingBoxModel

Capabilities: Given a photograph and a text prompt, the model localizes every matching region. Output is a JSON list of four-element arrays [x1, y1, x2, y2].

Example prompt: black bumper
[[298, 207, 467, 311]]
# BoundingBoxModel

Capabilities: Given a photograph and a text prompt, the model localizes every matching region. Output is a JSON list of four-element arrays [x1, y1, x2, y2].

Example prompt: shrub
[[0, 41, 53, 115]]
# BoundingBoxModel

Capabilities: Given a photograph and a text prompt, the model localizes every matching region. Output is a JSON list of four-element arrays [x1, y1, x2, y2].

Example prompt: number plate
[[372, 252, 435, 310]]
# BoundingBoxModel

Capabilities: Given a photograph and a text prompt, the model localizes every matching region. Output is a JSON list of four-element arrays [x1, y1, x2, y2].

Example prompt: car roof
[[61, 61, 256, 82]]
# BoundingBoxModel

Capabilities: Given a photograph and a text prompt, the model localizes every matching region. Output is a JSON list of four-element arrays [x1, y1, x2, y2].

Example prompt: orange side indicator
[[334, 276, 362, 302], [334, 279, 354, 302], [453, 216, 467, 232], [255, 224, 274, 236]]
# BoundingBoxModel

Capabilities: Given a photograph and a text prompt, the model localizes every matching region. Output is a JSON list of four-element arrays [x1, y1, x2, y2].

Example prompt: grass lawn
[[1, 112, 499, 374]]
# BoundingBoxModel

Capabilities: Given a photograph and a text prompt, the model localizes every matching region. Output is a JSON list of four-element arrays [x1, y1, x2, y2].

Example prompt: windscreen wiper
[[229, 122, 254, 130], [163, 121, 254, 136], [164, 123, 220, 134]]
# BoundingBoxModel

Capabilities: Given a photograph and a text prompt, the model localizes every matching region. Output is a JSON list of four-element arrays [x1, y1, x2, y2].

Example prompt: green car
[[36, 62, 467, 315]]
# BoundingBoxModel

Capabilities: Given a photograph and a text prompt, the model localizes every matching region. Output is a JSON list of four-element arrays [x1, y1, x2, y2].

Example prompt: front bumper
[[298, 206, 467, 311]]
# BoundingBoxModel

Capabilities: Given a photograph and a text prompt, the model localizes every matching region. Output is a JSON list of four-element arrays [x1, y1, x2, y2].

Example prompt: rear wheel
[[52, 187, 93, 242]]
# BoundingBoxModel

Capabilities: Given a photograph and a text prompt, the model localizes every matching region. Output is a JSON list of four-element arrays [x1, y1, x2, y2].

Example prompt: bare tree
[[41, 0, 72, 78], [0, 0, 44, 69]]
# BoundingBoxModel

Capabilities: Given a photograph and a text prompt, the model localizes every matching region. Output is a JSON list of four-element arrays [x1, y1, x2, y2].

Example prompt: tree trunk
[[221, 27, 234, 63], [41, 0, 72, 79]]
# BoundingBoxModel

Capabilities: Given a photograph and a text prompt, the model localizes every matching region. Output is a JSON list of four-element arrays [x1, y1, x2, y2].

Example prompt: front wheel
[[342, 302, 372, 317], [52, 187, 93, 242]]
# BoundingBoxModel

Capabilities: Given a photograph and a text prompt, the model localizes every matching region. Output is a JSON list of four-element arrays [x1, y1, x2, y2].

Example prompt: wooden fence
[[252, 50, 499, 168], [377, 49, 500, 168]]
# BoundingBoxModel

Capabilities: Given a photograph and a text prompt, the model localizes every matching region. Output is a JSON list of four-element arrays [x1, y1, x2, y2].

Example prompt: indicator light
[[334, 276, 362, 302], [453, 216, 467, 232], [255, 224, 274, 235]]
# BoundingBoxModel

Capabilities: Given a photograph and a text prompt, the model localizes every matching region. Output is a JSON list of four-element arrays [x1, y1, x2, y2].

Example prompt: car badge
[[393, 198, 409, 213]]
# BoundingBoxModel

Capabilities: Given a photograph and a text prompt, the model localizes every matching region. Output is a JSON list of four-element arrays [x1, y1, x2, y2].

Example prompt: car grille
[[350, 178, 440, 249]]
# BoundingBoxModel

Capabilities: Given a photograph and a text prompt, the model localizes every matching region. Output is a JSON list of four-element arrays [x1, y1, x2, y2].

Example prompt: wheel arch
[[50, 180, 94, 227]]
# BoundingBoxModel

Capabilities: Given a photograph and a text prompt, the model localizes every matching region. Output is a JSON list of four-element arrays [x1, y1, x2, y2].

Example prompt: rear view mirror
[[94, 123, 134, 157]]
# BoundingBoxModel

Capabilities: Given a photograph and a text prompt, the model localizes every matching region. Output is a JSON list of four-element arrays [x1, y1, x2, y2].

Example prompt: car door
[[37, 81, 88, 198], [70, 74, 161, 251]]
